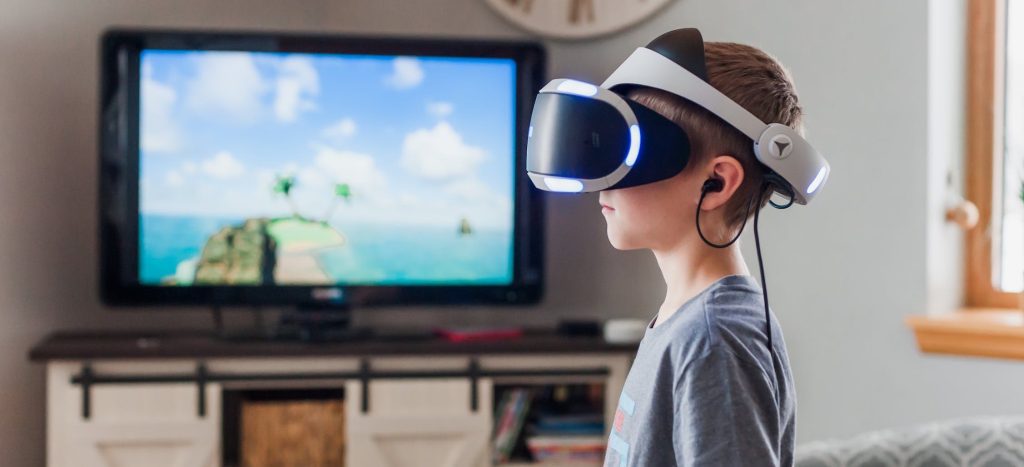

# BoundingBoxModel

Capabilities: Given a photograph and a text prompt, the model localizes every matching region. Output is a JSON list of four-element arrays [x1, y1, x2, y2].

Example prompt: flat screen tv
[[99, 29, 545, 308]]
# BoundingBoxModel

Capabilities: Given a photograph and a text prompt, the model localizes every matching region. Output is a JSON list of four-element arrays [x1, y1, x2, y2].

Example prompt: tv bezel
[[99, 28, 546, 308]]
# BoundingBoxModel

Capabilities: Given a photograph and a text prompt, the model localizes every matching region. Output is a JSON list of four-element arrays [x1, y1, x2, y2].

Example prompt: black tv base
[[275, 306, 372, 342], [211, 305, 377, 343]]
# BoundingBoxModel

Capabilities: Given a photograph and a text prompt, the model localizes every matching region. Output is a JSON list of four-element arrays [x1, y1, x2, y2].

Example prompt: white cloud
[[443, 177, 492, 201], [312, 145, 389, 196], [165, 170, 185, 187], [141, 70, 180, 153], [322, 117, 357, 142], [427, 101, 453, 118], [288, 168, 326, 217], [274, 56, 319, 122], [443, 177, 513, 221], [182, 161, 197, 174], [401, 121, 486, 180], [256, 168, 277, 186], [386, 57, 424, 89], [185, 52, 267, 122], [202, 151, 245, 179], [279, 147, 392, 221]]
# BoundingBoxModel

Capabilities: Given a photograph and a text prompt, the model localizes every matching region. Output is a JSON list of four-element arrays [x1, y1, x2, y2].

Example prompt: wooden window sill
[[906, 308, 1024, 361]]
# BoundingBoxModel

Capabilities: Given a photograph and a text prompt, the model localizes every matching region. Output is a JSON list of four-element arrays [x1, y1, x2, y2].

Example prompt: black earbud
[[696, 177, 744, 249], [702, 178, 724, 194]]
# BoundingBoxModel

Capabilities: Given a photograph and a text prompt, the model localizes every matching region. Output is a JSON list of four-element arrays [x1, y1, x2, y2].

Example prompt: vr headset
[[525, 28, 829, 205]]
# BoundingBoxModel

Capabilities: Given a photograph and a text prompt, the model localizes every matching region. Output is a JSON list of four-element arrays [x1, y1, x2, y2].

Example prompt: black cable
[[753, 190, 778, 392], [695, 187, 756, 248], [765, 173, 796, 210], [696, 179, 795, 400], [753, 182, 793, 401], [769, 195, 795, 210]]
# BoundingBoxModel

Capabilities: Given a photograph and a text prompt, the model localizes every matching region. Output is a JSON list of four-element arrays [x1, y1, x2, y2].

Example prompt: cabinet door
[[346, 377, 492, 467], [48, 364, 220, 467]]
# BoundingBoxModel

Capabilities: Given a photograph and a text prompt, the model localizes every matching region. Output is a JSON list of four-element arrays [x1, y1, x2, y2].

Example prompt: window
[[907, 0, 1024, 360], [998, 0, 1024, 292]]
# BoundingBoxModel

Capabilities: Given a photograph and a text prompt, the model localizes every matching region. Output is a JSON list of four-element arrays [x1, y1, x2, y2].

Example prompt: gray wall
[[3, 0, 1024, 465]]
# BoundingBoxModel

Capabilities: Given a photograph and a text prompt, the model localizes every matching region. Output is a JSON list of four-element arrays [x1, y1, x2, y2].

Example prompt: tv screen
[[100, 30, 545, 307]]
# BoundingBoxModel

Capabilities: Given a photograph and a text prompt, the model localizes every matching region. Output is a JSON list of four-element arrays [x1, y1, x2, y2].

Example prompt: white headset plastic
[[602, 47, 830, 204]]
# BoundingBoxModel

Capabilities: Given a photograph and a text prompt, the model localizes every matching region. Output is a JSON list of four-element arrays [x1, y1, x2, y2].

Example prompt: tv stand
[[30, 330, 636, 467]]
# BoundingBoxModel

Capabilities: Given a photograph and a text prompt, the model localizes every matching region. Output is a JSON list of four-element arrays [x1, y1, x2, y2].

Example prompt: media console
[[30, 330, 635, 467]]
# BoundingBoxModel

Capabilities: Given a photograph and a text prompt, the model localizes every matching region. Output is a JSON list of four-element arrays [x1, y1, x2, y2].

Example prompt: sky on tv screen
[[137, 49, 517, 287]]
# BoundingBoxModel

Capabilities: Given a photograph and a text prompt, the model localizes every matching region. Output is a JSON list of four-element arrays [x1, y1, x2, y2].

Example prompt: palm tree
[[324, 183, 352, 222], [272, 174, 300, 218]]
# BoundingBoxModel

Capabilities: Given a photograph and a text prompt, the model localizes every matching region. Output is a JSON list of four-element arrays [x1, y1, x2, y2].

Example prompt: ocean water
[[139, 214, 514, 285], [140, 214, 243, 284], [315, 224, 513, 284]]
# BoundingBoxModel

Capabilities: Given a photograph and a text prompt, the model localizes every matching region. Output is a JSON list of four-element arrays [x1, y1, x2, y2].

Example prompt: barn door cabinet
[[31, 332, 634, 467]]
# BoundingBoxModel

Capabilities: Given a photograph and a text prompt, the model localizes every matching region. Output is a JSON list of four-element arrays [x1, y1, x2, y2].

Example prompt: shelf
[[492, 382, 606, 466], [905, 308, 1024, 361]]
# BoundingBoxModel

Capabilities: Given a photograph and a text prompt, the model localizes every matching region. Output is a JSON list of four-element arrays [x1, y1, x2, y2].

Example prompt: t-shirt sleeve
[[673, 347, 781, 466]]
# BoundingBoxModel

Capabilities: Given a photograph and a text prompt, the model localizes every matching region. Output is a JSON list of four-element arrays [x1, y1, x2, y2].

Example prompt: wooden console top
[[29, 329, 637, 361]]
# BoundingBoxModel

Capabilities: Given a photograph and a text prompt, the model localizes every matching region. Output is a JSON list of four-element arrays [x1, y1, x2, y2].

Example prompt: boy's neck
[[651, 235, 749, 327]]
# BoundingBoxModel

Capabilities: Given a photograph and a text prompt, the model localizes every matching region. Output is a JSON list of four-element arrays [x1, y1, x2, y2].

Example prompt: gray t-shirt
[[604, 275, 796, 467]]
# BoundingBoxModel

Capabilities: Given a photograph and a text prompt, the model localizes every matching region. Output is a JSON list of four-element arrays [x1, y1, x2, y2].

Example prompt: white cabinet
[[47, 363, 220, 467], [41, 353, 631, 467], [345, 377, 492, 467]]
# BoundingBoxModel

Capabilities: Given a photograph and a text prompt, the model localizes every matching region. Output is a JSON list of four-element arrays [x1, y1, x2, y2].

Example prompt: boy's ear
[[699, 155, 744, 211]]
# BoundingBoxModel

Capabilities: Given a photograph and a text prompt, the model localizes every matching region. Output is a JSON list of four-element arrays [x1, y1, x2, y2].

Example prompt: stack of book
[[524, 413, 605, 463]]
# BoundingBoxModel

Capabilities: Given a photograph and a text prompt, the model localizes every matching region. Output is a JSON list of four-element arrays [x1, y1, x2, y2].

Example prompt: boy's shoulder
[[653, 274, 767, 365]]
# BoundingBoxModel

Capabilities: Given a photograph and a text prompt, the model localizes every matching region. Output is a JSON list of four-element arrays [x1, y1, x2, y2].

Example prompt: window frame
[[965, 0, 1016, 308]]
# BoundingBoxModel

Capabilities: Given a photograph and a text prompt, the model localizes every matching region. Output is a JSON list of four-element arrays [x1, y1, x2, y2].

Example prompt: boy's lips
[[601, 203, 615, 212]]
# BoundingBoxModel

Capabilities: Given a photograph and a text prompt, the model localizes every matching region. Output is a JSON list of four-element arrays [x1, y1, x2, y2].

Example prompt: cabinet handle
[[360, 359, 371, 414], [469, 359, 480, 413], [196, 363, 208, 418]]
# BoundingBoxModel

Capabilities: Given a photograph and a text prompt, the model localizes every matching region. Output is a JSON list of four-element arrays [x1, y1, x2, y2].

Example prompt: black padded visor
[[610, 98, 691, 190], [526, 93, 628, 180], [526, 90, 691, 191]]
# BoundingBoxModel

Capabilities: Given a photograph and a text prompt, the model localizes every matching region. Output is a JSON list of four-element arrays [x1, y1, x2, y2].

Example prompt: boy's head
[[599, 41, 804, 251]]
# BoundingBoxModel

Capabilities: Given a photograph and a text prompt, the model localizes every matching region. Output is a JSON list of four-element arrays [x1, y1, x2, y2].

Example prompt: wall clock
[[484, 0, 677, 40]]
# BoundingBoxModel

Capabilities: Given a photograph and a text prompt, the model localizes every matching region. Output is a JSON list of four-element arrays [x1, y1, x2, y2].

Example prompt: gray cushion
[[795, 416, 1024, 467]]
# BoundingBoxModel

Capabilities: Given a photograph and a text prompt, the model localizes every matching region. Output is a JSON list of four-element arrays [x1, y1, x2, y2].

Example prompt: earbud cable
[[695, 188, 755, 249], [696, 181, 794, 401]]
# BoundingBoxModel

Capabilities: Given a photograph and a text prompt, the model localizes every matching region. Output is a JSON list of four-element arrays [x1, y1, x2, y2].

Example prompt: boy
[[599, 42, 801, 465]]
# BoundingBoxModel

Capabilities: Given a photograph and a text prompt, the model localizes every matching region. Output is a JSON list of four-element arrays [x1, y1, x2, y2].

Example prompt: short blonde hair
[[626, 42, 803, 227]]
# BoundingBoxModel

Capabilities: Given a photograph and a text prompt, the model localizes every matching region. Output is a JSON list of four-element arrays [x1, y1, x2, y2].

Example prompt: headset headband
[[601, 36, 829, 204]]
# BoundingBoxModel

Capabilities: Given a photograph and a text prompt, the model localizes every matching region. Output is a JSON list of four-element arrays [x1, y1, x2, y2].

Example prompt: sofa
[[795, 416, 1024, 467]]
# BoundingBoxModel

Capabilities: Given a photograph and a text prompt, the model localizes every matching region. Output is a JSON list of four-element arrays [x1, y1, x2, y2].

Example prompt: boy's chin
[[605, 229, 644, 251]]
